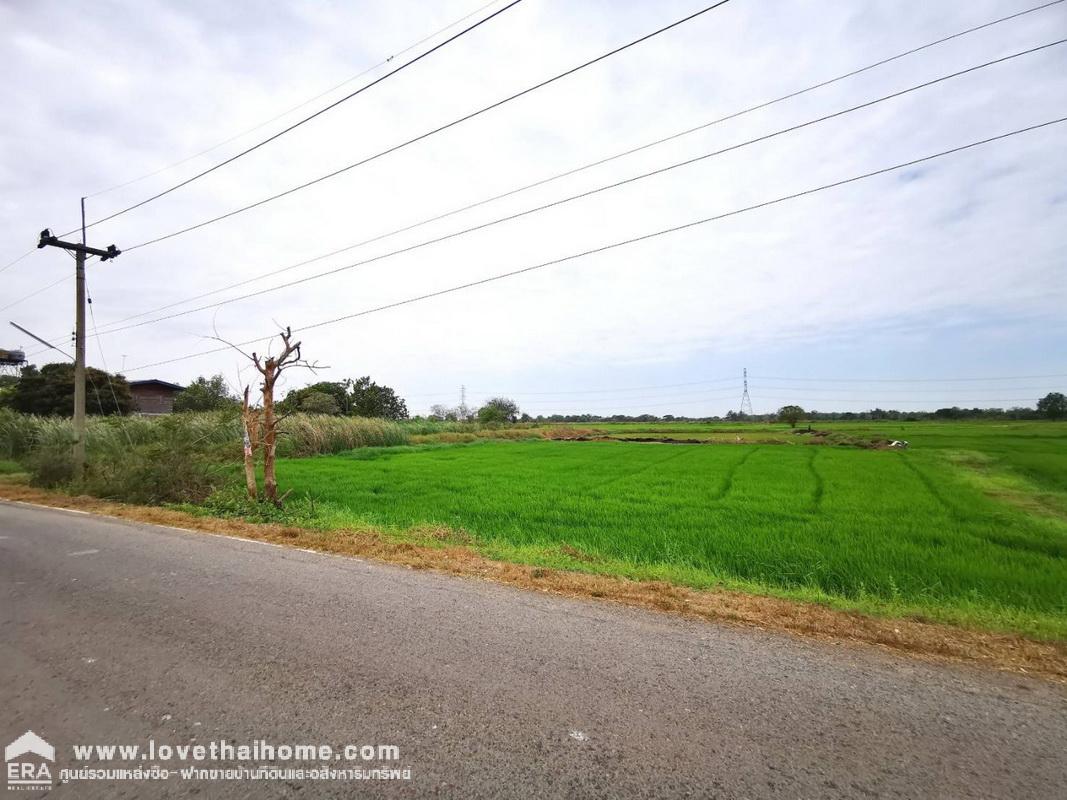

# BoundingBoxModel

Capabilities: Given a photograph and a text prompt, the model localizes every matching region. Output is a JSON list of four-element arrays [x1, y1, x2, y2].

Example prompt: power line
[[69, 0, 526, 235], [467, 377, 741, 395], [86, 40, 1063, 340], [86, 278, 134, 438], [419, 381, 1062, 402], [84, 0, 510, 199], [517, 392, 743, 408], [123, 116, 1067, 373], [0, 273, 72, 314], [752, 373, 1067, 383], [480, 388, 745, 404], [0, 248, 37, 276], [756, 395, 1041, 405], [120, 0, 735, 252], [473, 386, 1055, 410], [519, 395, 1042, 410], [409, 383, 1062, 418], [86, 1, 1067, 335], [753, 384, 1065, 394]]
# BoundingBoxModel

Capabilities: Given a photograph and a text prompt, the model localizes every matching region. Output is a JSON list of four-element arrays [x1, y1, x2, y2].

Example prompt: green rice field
[[276, 421, 1067, 638]]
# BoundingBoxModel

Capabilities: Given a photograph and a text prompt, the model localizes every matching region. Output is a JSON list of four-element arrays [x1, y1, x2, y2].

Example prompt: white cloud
[[2, 0, 1065, 415]]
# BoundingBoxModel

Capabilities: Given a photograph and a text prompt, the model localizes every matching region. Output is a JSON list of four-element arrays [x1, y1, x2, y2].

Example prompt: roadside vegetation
[[0, 408, 412, 502], [0, 407, 543, 502]]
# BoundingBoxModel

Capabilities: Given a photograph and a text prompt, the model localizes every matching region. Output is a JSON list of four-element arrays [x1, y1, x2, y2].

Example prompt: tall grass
[[0, 409, 562, 464], [277, 415, 409, 456], [0, 409, 413, 501], [0, 409, 414, 462]]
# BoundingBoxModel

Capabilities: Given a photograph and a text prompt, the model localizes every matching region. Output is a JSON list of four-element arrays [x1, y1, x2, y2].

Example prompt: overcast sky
[[2, 0, 1065, 416]]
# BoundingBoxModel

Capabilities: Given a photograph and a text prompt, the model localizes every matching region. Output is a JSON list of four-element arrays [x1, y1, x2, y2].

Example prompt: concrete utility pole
[[36, 206, 121, 479], [73, 202, 87, 475]]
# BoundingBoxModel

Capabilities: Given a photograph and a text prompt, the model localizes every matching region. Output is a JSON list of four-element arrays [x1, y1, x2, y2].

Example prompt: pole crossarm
[[37, 229, 121, 261]]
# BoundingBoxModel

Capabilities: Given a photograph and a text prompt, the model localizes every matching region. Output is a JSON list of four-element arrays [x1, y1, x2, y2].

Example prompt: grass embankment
[[269, 429, 1067, 641]]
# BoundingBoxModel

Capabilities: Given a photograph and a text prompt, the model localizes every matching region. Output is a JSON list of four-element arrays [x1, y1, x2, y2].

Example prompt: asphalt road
[[1, 501, 1064, 799]]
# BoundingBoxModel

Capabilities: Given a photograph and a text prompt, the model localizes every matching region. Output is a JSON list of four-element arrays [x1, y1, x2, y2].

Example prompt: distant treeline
[[528, 406, 1049, 424]]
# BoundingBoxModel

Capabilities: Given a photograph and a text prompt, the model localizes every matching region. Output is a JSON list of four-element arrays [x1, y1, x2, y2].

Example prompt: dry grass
[[1, 480, 1065, 683]]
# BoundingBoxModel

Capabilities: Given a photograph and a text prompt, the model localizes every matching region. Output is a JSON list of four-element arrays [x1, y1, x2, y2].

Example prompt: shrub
[[22, 413, 235, 503], [80, 440, 223, 504], [0, 410, 414, 502], [477, 397, 520, 424], [196, 484, 320, 525]]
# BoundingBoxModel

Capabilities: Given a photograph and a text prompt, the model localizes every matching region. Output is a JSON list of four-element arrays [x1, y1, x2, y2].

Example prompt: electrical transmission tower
[[459, 384, 470, 422], [739, 368, 753, 417]]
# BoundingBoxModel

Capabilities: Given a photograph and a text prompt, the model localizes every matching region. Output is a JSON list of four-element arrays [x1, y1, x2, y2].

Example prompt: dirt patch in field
[[606, 436, 709, 445], [542, 431, 893, 448], [2, 481, 1065, 684]]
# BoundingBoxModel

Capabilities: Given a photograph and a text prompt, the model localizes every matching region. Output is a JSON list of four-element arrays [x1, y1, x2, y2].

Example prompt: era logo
[[5, 731, 54, 790]]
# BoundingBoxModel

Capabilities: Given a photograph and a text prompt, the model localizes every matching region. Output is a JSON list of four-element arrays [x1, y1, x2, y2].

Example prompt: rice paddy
[[276, 422, 1067, 639]]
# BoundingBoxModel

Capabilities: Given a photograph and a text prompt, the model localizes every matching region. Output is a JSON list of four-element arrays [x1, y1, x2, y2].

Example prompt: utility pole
[[73, 202, 87, 476], [36, 208, 121, 479]]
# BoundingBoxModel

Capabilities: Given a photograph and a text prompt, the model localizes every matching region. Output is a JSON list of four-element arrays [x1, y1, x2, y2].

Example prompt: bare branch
[[204, 333, 255, 363]]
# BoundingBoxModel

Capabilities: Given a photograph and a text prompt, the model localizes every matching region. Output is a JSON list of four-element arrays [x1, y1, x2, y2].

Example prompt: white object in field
[[889, 440, 910, 448]]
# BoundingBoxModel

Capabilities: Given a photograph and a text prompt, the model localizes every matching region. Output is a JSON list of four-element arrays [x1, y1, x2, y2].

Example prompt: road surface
[[1, 501, 1064, 798]]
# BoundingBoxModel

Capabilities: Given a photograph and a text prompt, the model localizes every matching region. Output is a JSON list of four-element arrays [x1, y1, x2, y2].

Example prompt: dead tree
[[210, 326, 319, 507], [251, 327, 315, 506], [240, 386, 262, 500]]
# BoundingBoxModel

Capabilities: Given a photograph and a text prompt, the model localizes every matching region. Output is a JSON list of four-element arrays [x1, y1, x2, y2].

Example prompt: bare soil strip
[[2, 481, 1064, 683]]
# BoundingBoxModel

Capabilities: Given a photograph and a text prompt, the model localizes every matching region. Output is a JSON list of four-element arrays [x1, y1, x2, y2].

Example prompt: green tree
[[0, 374, 18, 408], [8, 363, 133, 416], [173, 374, 238, 412], [279, 377, 407, 419], [299, 391, 341, 415], [428, 403, 458, 421], [349, 376, 408, 420], [1037, 392, 1066, 420], [477, 397, 520, 424], [777, 404, 805, 428], [278, 382, 349, 415]]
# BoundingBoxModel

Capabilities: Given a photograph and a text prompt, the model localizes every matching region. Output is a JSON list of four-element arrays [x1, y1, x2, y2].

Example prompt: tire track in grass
[[898, 452, 960, 517], [579, 444, 696, 494], [807, 447, 824, 513], [711, 446, 759, 501]]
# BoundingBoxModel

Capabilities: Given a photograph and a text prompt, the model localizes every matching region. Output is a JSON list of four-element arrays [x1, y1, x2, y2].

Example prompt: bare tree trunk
[[241, 386, 260, 500], [262, 373, 279, 505], [214, 326, 314, 509]]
